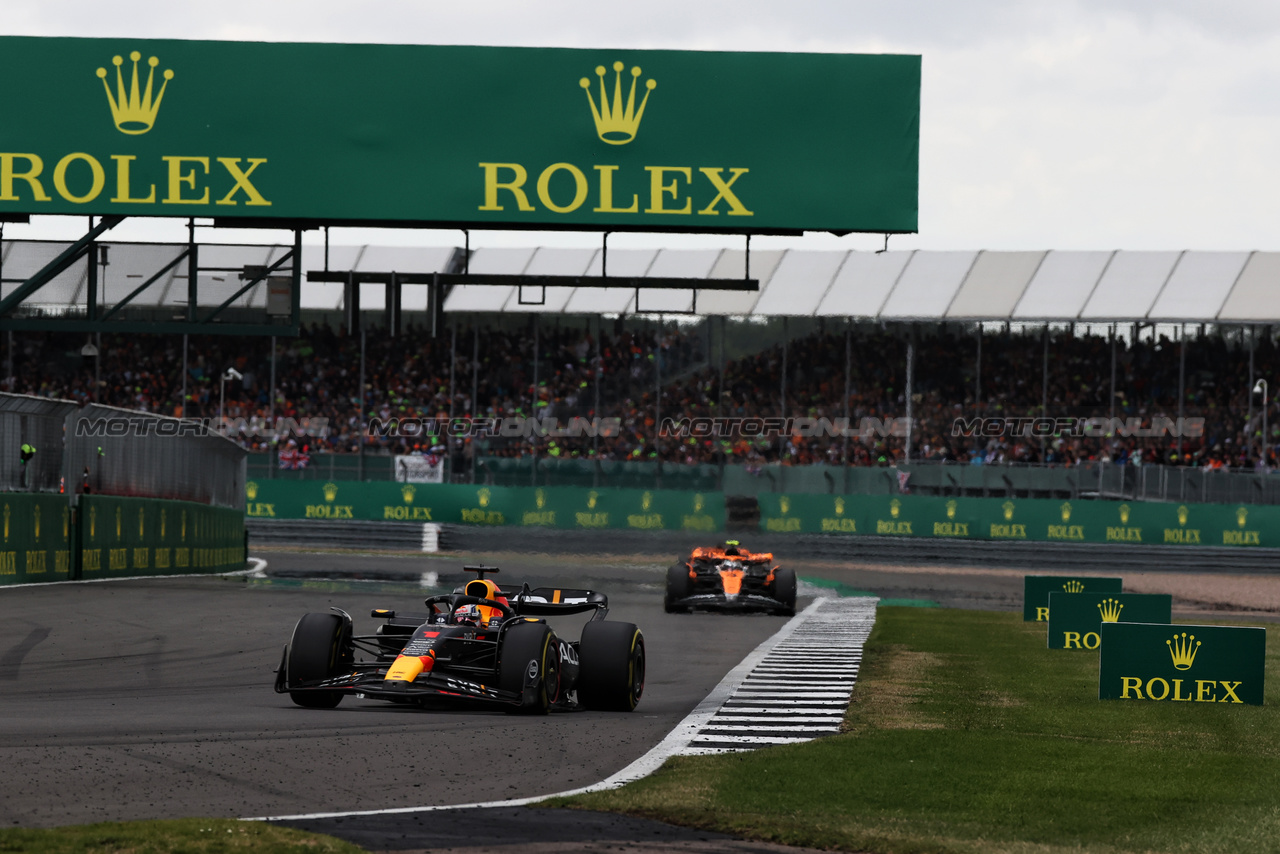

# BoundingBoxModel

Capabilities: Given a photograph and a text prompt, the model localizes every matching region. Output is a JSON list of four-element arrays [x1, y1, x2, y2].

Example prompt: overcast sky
[[7, 1, 1280, 253]]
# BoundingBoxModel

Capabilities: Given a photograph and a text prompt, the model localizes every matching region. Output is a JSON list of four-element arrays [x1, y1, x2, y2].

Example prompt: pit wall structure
[[243, 479, 1274, 549], [0, 494, 247, 586]]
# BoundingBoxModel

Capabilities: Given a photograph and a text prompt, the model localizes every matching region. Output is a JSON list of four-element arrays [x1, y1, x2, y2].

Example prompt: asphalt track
[[0, 553, 791, 828]]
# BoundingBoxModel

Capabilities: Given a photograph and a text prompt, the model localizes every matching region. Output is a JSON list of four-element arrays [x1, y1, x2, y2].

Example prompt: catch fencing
[[0, 394, 79, 493]]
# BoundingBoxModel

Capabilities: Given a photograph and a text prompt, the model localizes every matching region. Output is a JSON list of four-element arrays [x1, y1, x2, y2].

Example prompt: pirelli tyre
[[499, 621, 560, 715], [287, 612, 348, 709], [770, 567, 797, 616], [664, 562, 692, 612], [578, 621, 645, 711]]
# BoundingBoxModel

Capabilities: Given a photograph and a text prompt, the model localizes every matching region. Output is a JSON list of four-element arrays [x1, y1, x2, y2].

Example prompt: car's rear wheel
[[287, 613, 347, 709], [664, 562, 691, 612], [770, 567, 797, 616], [499, 621, 559, 714], [578, 621, 645, 711]]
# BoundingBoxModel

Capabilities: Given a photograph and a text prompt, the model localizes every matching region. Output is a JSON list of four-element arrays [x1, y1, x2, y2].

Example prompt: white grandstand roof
[[3, 240, 1280, 323]]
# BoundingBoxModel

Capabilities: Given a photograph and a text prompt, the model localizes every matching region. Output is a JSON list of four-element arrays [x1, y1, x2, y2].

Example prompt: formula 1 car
[[274, 565, 644, 714], [665, 541, 797, 616]]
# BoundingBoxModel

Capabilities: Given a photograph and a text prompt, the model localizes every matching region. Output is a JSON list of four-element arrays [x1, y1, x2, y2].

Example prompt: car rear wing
[[512, 587, 609, 619]]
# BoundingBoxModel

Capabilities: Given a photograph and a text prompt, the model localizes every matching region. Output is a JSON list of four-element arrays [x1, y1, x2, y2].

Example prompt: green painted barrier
[[1046, 593, 1172, 650], [244, 479, 725, 532], [759, 493, 1280, 548], [0, 494, 73, 585], [1100, 623, 1266, 705], [77, 495, 245, 579]]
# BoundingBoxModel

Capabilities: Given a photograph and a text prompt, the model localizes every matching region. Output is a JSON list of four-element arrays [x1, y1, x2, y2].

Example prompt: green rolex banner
[[1023, 575, 1123, 622], [1046, 592, 1172, 649], [1100, 623, 1266, 706], [0, 37, 920, 235]]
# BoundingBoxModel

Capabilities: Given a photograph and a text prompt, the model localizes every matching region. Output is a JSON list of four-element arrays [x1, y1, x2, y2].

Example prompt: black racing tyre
[[287, 612, 347, 709], [664, 563, 692, 613], [499, 621, 559, 715], [771, 567, 797, 616], [578, 621, 645, 712]]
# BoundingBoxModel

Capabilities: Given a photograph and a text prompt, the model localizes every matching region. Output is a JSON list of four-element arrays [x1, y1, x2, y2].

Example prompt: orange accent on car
[[719, 568, 745, 595]]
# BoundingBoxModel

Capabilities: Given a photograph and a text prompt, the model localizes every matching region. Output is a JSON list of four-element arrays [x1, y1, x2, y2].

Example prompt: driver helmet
[[723, 539, 742, 556], [453, 603, 481, 626]]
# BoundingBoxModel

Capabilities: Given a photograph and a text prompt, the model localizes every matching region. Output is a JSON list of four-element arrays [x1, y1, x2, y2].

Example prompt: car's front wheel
[[286, 612, 347, 709], [664, 562, 691, 613], [578, 621, 645, 711], [499, 621, 559, 714]]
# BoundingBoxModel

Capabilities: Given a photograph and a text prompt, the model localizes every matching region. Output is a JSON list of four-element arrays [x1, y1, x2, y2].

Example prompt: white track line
[[0, 557, 267, 589], [244, 597, 829, 822]]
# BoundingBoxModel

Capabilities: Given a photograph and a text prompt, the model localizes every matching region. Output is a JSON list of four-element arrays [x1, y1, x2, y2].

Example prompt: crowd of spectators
[[9, 318, 1279, 471]]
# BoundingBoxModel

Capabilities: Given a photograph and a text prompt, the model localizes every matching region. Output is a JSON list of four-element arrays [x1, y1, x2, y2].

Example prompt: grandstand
[[4, 239, 1280, 503]]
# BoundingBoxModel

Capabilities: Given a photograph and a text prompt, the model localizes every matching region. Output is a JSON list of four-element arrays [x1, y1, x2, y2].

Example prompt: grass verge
[[553, 607, 1280, 853], [0, 819, 360, 854]]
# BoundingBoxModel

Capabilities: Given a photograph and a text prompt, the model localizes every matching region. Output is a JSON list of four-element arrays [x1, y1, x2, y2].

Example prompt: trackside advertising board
[[1099, 623, 1266, 706], [1023, 575, 1123, 622], [0, 37, 920, 234], [1046, 592, 1171, 649]]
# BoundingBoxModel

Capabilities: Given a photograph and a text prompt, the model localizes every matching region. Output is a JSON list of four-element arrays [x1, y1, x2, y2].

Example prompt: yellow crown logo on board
[[1060, 501, 1072, 522], [693, 493, 704, 512], [478, 488, 491, 508], [890, 498, 901, 519], [579, 61, 656, 145], [322, 482, 339, 502], [780, 496, 791, 515], [33, 505, 41, 541], [946, 499, 957, 520], [642, 491, 653, 511], [588, 490, 599, 510], [1167, 632, 1201, 670], [401, 484, 415, 503], [1097, 598, 1124, 622], [1177, 504, 1189, 526], [96, 51, 174, 135], [246, 481, 259, 500], [1237, 506, 1248, 527], [536, 489, 547, 509], [1119, 503, 1131, 524], [1062, 580, 1086, 593], [834, 497, 845, 516], [1002, 500, 1015, 521]]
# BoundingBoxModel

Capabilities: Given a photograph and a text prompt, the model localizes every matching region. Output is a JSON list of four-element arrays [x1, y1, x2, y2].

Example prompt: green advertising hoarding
[[1099, 623, 1266, 706], [78, 495, 245, 579], [245, 479, 724, 532], [0, 494, 73, 585], [758, 493, 1280, 549], [1023, 575, 1123, 622], [1046, 592, 1171, 649], [0, 37, 920, 234]]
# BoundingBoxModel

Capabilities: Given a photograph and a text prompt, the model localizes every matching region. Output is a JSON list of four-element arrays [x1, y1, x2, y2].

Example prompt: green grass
[[555, 607, 1280, 853], [0, 819, 360, 854]]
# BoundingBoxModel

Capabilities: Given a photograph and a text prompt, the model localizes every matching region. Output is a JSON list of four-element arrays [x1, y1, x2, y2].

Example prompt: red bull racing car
[[274, 565, 644, 714], [665, 541, 796, 616]]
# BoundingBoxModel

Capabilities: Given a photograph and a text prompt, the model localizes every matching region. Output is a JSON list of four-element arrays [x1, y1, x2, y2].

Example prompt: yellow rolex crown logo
[[834, 497, 845, 516], [579, 60, 655, 145], [1237, 506, 1248, 527], [1119, 503, 1131, 524], [642, 491, 653, 511], [1167, 632, 1201, 670], [1002, 500, 1015, 521], [890, 498, 901, 518], [536, 489, 546, 509], [1060, 501, 1072, 522], [1063, 580, 1086, 593], [478, 488, 491, 508], [946, 499, 957, 519], [322, 482, 339, 502], [588, 490, 599, 510], [97, 51, 173, 135], [401, 484, 416, 503], [1177, 504, 1189, 526], [694, 493, 704, 512], [780, 496, 791, 514], [1097, 598, 1124, 622], [246, 481, 259, 500]]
